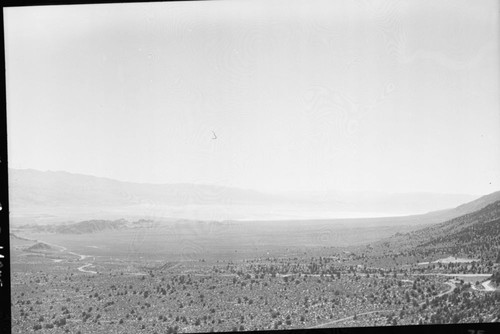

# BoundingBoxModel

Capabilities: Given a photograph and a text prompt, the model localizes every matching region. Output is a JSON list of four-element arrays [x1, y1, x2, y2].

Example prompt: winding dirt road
[[39, 240, 97, 274], [77, 263, 97, 274]]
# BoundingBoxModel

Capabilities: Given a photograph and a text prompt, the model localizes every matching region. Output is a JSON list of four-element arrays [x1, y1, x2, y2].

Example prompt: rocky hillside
[[374, 201, 500, 263]]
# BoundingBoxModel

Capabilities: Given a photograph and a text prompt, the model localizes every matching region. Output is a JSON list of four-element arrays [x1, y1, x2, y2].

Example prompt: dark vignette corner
[[0, 3, 12, 334]]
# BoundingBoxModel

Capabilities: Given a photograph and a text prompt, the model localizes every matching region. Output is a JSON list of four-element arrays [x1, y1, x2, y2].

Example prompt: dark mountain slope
[[54, 219, 128, 234], [404, 190, 500, 226], [415, 202, 500, 263], [453, 190, 500, 216], [26, 242, 56, 252], [373, 201, 500, 264], [25, 219, 131, 234]]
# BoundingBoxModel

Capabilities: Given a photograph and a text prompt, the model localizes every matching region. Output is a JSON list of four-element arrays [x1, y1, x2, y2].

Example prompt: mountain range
[[7, 168, 494, 224]]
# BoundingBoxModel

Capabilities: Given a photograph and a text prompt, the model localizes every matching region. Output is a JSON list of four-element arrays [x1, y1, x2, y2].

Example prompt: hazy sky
[[4, 0, 500, 195]]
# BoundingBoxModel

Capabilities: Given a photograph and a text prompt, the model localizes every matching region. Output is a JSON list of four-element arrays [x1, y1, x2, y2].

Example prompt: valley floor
[[10, 232, 500, 333]]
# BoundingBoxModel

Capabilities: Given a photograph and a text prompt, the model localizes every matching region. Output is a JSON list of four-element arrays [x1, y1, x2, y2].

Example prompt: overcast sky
[[4, 0, 500, 195]]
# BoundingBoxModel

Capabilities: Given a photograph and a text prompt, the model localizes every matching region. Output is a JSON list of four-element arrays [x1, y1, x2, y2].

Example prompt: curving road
[[77, 263, 97, 274], [37, 239, 97, 274], [433, 281, 456, 299], [471, 280, 496, 292]]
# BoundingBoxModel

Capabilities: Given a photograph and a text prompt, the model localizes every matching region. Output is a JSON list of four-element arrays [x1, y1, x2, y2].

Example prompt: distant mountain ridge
[[53, 219, 128, 234], [9, 168, 280, 207], [7, 168, 491, 223], [22, 219, 139, 234]]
